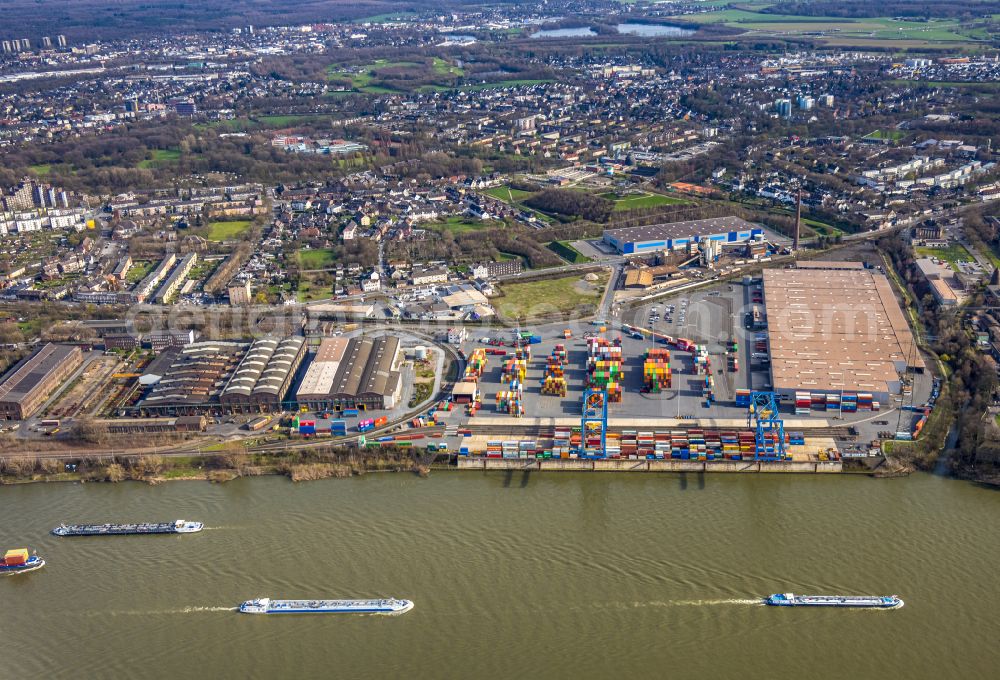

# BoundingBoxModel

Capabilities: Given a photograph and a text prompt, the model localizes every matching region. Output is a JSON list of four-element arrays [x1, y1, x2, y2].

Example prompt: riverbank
[[0, 447, 436, 486]]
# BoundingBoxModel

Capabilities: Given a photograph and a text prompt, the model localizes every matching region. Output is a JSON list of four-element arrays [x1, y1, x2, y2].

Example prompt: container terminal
[[338, 261, 935, 471], [0, 260, 936, 473]]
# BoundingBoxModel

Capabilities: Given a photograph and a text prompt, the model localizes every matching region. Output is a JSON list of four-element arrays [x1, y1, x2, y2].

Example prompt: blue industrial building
[[603, 217, 763, 255]]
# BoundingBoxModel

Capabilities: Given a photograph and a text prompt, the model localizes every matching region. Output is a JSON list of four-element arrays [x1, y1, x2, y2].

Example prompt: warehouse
[[219, 336, 306, 413], [296, 336, 403, 411], [763, 264, 924, 405], [0, 343, 84, 420], [603, 217, 762, 255], [136, 341, 248, 415]]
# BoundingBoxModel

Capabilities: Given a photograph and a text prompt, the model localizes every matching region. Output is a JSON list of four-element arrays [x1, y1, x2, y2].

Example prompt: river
[[3, 472, 998, 679]]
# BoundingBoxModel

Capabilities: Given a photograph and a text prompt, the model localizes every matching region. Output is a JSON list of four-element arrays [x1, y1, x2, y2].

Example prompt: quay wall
[[457, 458, 842, 473]]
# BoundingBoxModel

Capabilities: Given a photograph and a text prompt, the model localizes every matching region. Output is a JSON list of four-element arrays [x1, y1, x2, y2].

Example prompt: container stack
[[735, 389, 752, 408], [721, 431, 740, 459], [514, 344, 532, 362], [586, 336, 623, 402], [642, 348, 672, 392], [671, 433, 688, 459], [637, 431, 655, 458], [464, 348, 488, 382], [739, 431, 756, 458], [788, 432, 805, 446], [694, 345, 711, 375], [467, 391, 482, 417], [620, 430, 637, 458], [703, 374, 715, 406], [811, 393, 827, 411], [688, 429, 707, 459], [331, 419, 347, 436], [502, 357, 527, 384], [754, 334, 768, 354], [794, 392, 811, 416], [842, 392, 858, 413], [857, 393, 874, 410], [542, 344, 568, 396], [553, 427, 572, 458], [298, 419, 317, 436], [486, 440, 502, 458], [496, 385, 525, 417], [501, 441, 521, 459], [827, 393, 841, 412]]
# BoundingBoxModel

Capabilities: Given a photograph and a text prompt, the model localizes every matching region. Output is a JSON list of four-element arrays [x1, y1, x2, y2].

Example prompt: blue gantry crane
[[579, 388, 609, 458], [747, 391, 785, 461]]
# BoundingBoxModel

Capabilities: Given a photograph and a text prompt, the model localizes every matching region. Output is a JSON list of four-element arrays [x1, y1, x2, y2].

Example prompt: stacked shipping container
[[586, 336, 622, 402], [642, 348, 672, 392], [542, 344, 568, 396]]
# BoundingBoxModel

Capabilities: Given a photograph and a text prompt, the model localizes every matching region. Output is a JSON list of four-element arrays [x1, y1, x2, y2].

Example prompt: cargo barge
[[239, 597, 413, 615], [765, 593, 903, 609], [52, 520, 203, 536], [1, 548, 45, 574]]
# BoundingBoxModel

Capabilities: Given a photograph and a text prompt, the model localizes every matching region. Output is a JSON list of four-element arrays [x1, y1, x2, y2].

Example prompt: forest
[[0, 0, 492, 41]]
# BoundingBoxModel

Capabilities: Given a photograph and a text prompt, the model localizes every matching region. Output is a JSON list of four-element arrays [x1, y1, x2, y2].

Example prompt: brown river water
[[2, 471, 998, 679]]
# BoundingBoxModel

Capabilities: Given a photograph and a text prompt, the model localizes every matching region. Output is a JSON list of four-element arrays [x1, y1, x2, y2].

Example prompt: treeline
[[386, 224, 563, 269], [879, 232, 1000, 483], [762, 1, 998, 19], [524, 189, 613, 223]]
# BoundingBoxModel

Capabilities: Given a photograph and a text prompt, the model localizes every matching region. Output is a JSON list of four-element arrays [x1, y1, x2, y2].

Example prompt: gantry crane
[[747, 391, 785, 461], [579, 388, 609, 459]]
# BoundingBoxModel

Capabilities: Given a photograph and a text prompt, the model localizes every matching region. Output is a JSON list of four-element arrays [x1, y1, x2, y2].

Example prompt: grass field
[[296, 280, 330, 303], [432, 57, 463, 77], [29, 163, 52, 176], [547, 241, 592, 264], [497, 272, 608, 320], [601, 192, 688, 211], [137, 149, 181, 169], [125, 260, 154, 284], [915, 244, 974, 271], [674, 8, 987, 45], [206, 220, 252, 241], [430, 216, 496, 234], [484, 186, 536, 202], [297, 249, 336, 269], [864, 129, 905, 142], [803, 218, 843, 237], [327, 59, 423, 93], [256, 114, 325, 126]]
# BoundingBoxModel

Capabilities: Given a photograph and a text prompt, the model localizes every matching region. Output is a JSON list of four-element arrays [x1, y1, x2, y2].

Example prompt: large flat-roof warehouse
[[296, 336, 403, 411], [763, 265, 924, 403], [603, 216, 762, 254], [0, 343, 84, 420]]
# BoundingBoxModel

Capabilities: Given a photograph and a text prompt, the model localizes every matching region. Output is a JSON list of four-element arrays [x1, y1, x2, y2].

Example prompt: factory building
[[296, 336, 403, 411], [219, 336, 306, 413], [603, 217, 762, 255], [0, 343, 84, 420], [136, 341, 248, 415], [763, 262, 924, 405]]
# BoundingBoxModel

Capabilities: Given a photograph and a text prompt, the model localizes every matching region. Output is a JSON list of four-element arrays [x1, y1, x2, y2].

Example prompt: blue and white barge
[[239, 597, 413, 615], [765, 593, 903, 609]]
